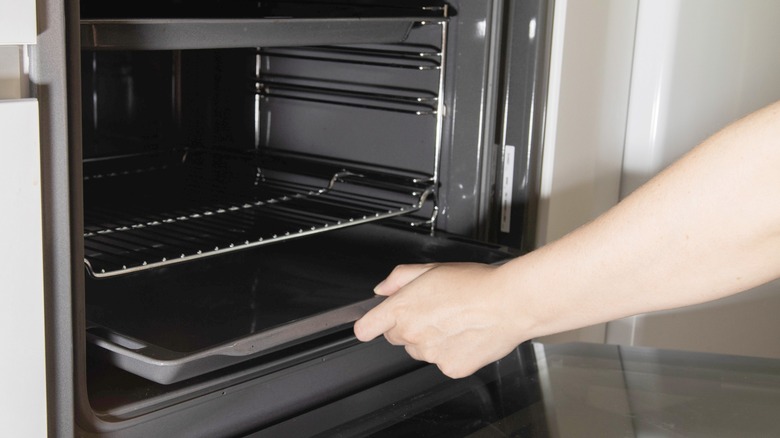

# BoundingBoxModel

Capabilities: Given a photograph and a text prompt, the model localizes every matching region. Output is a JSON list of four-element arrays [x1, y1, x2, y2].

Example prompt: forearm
[[504, 100, 780, 340], [354, 101, 780, 379]]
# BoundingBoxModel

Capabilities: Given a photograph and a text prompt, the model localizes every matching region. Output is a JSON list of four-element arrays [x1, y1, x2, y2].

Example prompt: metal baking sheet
[[85, 223, 516, 384]]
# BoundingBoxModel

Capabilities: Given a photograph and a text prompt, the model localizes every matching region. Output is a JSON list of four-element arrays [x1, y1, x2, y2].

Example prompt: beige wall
[[536, 0, 639, 344], [539, 0, 780, 359], [607, 0, 780, 359]]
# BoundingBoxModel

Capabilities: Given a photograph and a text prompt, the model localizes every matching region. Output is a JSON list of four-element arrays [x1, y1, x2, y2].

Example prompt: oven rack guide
[[83, 169, 434, 279]]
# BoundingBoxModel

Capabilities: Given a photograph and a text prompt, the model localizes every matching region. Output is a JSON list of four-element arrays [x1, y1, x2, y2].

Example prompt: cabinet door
[[0, 0, 46, 436], [0, 99, 45, 438], [0, 0, 35, 99], [0, 0, 36, 44]]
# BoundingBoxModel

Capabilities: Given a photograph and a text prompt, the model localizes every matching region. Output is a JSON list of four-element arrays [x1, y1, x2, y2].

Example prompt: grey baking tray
[[85, 223, 516, 384]]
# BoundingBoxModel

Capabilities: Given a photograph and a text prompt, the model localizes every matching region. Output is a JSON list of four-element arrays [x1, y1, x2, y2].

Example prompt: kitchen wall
[[536, 0, 639, 344], [608, 0, 780, 359], [538, 0, 780, 359]]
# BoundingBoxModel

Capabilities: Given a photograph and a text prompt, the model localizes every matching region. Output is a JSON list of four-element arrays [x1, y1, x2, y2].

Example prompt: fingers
[[355, 261, 510, 380], [356, 263, 433, 341], [353, 302, 396, 342], [373, 263, 437, 296], [355, 264, 433, 342]]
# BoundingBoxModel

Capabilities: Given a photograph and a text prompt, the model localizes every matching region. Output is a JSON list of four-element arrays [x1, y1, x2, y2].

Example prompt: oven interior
[[76, 0, 524, 429]]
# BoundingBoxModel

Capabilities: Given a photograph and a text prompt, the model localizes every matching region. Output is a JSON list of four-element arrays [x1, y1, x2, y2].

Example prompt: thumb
[[373, 263, 437, 296]]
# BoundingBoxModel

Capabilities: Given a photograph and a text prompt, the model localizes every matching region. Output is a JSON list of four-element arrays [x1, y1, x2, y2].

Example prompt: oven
[[32, 0, 552, 435]]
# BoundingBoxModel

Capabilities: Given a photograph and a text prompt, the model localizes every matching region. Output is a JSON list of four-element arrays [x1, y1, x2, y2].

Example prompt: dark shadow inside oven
[[78, 15, 520, 422]]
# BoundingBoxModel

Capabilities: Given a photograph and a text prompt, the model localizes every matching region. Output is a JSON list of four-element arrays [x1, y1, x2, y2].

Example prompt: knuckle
[[404, 345, 435, 365], [404, 345, 422, 361], [391, 264, 413, 276], [403, 329, 421, 345], [395, 262, 436, 277], [437, 360, 473, 379], [438, 363, 463, 379], [437, 362, 455, 378], [383, 331, 402, 346]]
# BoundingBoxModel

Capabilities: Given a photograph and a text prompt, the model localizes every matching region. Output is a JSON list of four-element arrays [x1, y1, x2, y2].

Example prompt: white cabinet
[[0, 0, 46, 436], [0, 99, 46, 437], [0, 0, 36, 44]]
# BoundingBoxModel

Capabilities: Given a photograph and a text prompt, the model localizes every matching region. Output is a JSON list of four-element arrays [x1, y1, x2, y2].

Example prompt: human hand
[[353, 262, 526, 378]]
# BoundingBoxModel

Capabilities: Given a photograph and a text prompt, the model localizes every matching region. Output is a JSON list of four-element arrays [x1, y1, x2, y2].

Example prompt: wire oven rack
[[83, 150, 434, 278]]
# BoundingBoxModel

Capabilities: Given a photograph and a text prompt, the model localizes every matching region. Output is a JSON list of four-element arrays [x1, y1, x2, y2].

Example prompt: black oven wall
[[77, 0, 551, 247]]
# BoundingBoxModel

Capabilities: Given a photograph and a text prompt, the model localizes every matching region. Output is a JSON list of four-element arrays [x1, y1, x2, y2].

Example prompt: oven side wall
[[437, 0, 551, 253]]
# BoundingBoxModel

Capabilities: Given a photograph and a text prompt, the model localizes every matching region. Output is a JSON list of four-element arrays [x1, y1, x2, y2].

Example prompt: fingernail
[[373, 280, 386, 294]]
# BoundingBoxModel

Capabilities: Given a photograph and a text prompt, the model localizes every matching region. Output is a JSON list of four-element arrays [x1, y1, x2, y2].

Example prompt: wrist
[[490, 258, 546, 345]]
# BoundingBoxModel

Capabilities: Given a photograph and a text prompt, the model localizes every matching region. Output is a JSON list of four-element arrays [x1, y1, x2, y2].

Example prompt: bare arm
[[353, 100, 780, 378]]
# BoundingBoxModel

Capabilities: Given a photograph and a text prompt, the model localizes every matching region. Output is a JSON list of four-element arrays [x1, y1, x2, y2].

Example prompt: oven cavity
[[81, 6, 448, 279]]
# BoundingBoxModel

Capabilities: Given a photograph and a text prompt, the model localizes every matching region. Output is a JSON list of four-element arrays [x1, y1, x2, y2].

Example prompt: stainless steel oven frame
[[32, 0, 552, 435]]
